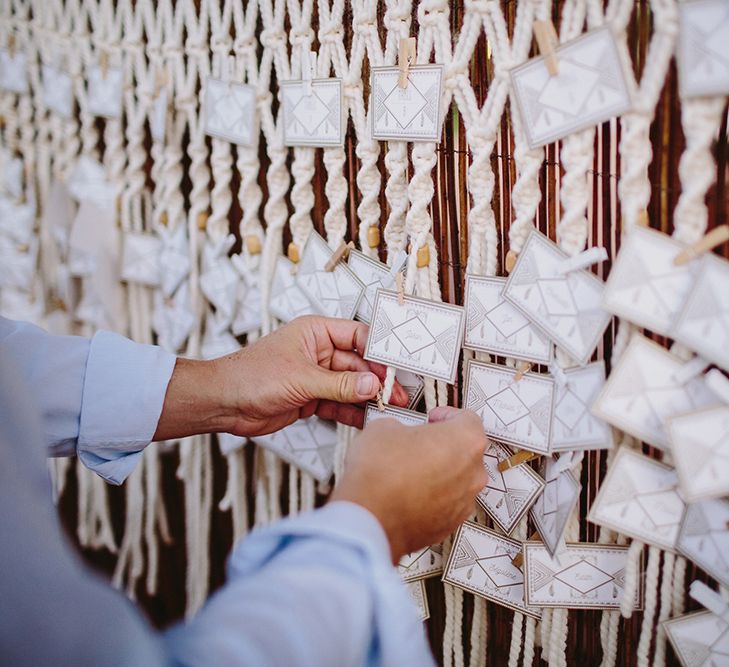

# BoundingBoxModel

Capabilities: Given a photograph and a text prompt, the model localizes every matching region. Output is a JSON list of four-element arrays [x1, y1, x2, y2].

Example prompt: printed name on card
[[603, 226, 699, 337], [677, 0, 729, 98], [551, 362, 613, 453], [347, 249, 405, 324], [365, 289, 465, 383], [464, 275, 552, 364], [677, 498, 729, 589], [42, 65, 73, 118], [523, 542, 641, 610], [87, 65, 124, 119], [251, 416, 336, 482], [399, 545, 443, 583], [591, 334, 718, 450], [0, 48, 28, 94], [587, 447, 686, 551], [268, 255, 317, 323], [370, 64, 444, 142], [510, 26, 632, 149], [295, 232, 365, 320], [464, 359, 554, 454], [204, 77, 256, 146], [443, 521, 541, 618], [363, 402, 428, 428], [405, 580, 430, 622], [503, 230, 611, 365], [478, 442, 545, 535], [281, 79, 344, 147], [664, 610, 729, 667]]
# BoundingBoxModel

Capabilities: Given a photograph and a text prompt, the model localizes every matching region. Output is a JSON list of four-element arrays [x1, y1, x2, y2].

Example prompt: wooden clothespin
[[196, 211, 208, 231], [367, 225, 381, 249], [99, 48, 109, 80], [511, 532, 541, 568], [301, 48, 316, 96], [398, 37, 416, 88], [245, 234, 262, 256], [513, 361, 532, 382], [376, 391, 385, 412], [636, 209, 650, 227], [7, 34, 16, 58], [287, 242, 300, 264], [674, 225, 729, 266], [395, 271, 405, 305], [533, 19, 559, 76], [498, 449, 540, 473], [159, 211, 169, 227], [505, 250, 518, 273], [324, 240, 354, 272]]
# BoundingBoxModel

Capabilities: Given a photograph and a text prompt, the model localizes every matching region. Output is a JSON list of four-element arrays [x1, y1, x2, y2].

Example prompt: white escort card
[[87, 65, 124, 119], [405, 580, 430, 622], [0, 48, 28, 94], [530, 457, 582, 555], [281, 78, 344, 147], [443, 522, 541, 618], [669, 405, 729, 502], [295, 232, 365, 320], [664, 610, 729, 667], [347, 249, 406, 324], [268, 255, 316, 323], [370, 64, 444, 142], [503, 230, 611, 365], [120, 232, 161, 287], [201, 312, 240, 360], [365, 290, 465, 383], [588, 447, 686, 551], [523, 542, 641, 610], [591, 334, 717, 450], [478, 442, 545, 535], [677, 0, 729, 98], [158, 222, 191, 298], [199, 235, 240, 324], [674, 254, 729, 372], [510, 27, 632, 149], [464, 359, 554, 454], [397, 369, 425, 409], [399, 545, 443, 583], [251, 416, 336, 482], [677, 498, 729, 589], [602, 226, 699, 337], [204, 77, 256, 146], [463, 275, 552, 364], [152, 283, 195, 353], [42, 65, 73, 118], [230, 256, 262, 336], [551, 362, 613, 453], [363, 403, 427, 428]]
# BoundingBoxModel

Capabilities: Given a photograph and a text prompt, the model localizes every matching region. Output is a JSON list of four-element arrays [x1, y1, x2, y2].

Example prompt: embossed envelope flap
[[364, 403, 428, 428], [664, 610, 729, 667], [399, 545, 443, 583], [523, 542, 642, 610], [677, 498, 729, 589]]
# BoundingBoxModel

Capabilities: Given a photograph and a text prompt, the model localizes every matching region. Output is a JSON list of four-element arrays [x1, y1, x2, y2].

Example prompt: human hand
[[330, 407, 490, 563]]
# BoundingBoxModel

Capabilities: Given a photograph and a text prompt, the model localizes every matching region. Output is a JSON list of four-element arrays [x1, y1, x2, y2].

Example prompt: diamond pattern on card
[[592, 334, 718, 450], [530, 461, 581, 556], [282, 79, 343, 147], [87, 65, 124, 119], [677, 498, 729, 588], [664, 610, 729, 667], [443, 522, 541, 618], [503, 230, 610, 365], [42, 65, 73, 118], [510, 27, 632, 149], [464, 359, 554, 453], [399, 545, 443, 582], [204, 77, 256, 146], [371, 65, 444, 142], [364, 403, 427, 427], [269, 256, 316, 323]]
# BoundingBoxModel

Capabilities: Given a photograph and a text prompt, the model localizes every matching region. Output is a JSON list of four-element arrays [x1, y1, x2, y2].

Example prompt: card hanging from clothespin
[[555, 246, 608, 275], [673, 224, 729, 266], [512, 361, 533, 382], [324, 240, 354, 272], [497, 449, 541, 473], [301, 48, 316, 96], [511, 531, 541, 568], [398, 37, 416, 88], [381, 249, 408, 289], [533, 19, 559, 76]]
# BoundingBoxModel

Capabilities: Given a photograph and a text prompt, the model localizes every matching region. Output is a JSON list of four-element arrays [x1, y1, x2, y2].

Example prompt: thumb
[[312, 368, 381, 403]]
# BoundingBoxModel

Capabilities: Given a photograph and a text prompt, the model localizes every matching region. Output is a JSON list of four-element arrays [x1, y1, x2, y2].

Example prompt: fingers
[[330, 351, 409, 407], [428, 406, 462, 423], [313, 367, 381, 403], [316, 317, 370, 355], [316, 400, 365, 429]]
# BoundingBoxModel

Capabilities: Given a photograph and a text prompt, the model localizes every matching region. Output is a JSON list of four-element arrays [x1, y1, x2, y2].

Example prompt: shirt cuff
[[77, 331, 176, 485]]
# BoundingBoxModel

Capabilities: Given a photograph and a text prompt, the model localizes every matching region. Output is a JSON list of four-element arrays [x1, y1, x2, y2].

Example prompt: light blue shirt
[[0, 317, 434, 667]]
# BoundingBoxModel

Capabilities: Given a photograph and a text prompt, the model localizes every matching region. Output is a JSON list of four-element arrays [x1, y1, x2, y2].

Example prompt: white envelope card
[[464, 359, 554, 454], [158, 223, 191, 298], [200, 255, 239, 323], [588, 447, 686, 551], [551, 362, 613, 452], [677, 498, 729, 588], [0, 198, 35, 246], [523, 542, 641, 610], [405, 580, 430, 622], [591, 334, 718, 450], [677, 0, 729, 98], [363, 403, 427, 428], [152, 283, 195, 353], [464, 275, 552, 364], [664, 610, 729, 667], [231, 276, 262, 336], [603, 226, 699, 337], [478, 442, 545, 535], [0, 235, 37, 290], [396, 368, 425, 409], [251, 417, 336, 482], [281, 78, 344, 147], [347, 249, 405, 324], [399, 545, 443, 583], [269, 255, 317, 323], [510, 27, 632, 149], [674, 254, 729, 372], [370, 64, 444, 142], [87, 65, 123, 119], [201, 313, 240, 360], [443, 521, 541, 618], [42, 65, 73, 118], [365, 290, 465, 383], [295, 232, 365, 320], [204, 77, 256, 146], [503, 230, 610, 365], [0, 48, 28, 94], [120, 232, 161, 286]]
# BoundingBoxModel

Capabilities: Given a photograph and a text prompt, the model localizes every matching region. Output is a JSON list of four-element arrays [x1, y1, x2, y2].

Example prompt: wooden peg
[[7, 34, 16, 58], [497, 450, 540, 473], [196, 211, 208, 231], [398, 37, 416, 88], [245, 234, 262, 255], [511, 532, 541, 567], [395, 271, 405, 305], [674, 225, 729, 266], [534, 19, 559, 76], [287, 242, 300, 264], [505, 249, 518, 273], [159, 211, 169, 226], [376, 391, 385, 412], [99, 49, 109, 80], [367, 225, 381, 249], [636, 209, 649, 227], [416, 243, 430, 268], [513, 361, 533, 382], [324, 240, 354, 272]]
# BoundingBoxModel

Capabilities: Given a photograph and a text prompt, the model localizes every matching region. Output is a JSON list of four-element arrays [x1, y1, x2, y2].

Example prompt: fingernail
[[356, 373, 378, 397]]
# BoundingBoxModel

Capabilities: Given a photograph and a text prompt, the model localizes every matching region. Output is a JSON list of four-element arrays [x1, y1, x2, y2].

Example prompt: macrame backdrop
[[0, 0, 727, 664]]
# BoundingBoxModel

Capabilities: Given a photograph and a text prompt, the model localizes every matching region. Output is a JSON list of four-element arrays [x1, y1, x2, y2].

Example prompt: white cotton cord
[[468, 596, 488, 667], [219, 449, 249, 543], [508, 613, 525, 667], [540, 608, 554, 660], [264, 449, 282, 522], [300, 472, 316, 512], [620, 539, 644, 618], [652, 550, 676, 667], [288, 466, 300, 516], [672, 555, 687, 616], [522, 616, 536, 667], [254, 446, 271, 526], [113, 460, 145, 600], [636, 545, 661, 667]]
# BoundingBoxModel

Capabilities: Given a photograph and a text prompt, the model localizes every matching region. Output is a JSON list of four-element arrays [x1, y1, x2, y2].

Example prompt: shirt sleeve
[[165, 501, 435, 667], [0, 316, 176, 484]]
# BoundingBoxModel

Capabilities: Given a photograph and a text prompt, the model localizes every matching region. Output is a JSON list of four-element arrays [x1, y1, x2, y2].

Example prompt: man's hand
[[153, 316, 409, 441], [330, 407, 489, 563]]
